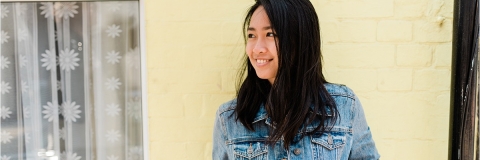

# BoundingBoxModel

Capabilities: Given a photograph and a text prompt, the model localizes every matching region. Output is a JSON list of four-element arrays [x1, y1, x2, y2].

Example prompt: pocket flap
[[311, 131, 346, 150], [233, 141, 268, 159]]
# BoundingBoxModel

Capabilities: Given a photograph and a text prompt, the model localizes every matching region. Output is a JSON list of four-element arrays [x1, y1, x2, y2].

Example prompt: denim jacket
[[212, 83, 380, 160]]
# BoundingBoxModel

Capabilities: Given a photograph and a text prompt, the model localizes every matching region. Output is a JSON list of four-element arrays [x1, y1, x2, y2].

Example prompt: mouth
[[256, 59, 273, 65]]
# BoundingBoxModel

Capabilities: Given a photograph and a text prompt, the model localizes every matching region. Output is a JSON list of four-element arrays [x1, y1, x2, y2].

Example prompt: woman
[[213, 0, 380, 159]]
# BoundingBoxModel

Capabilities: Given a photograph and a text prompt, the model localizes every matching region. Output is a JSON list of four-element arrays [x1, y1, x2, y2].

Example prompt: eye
[[266, 32, 276, 37], [248, 34, 256, 38]]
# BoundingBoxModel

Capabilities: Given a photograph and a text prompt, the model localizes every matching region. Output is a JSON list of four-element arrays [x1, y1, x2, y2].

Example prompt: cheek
[[245, 45, 255, 58]]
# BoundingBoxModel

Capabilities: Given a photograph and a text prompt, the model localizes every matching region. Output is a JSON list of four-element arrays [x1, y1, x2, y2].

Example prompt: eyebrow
[[247, 26, 272, 31]]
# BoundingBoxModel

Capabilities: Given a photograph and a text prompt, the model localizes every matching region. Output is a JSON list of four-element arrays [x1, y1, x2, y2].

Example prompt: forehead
[[249, 6, 271, 27]]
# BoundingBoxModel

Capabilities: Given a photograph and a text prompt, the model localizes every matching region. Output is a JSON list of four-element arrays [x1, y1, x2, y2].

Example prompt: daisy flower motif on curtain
[[42, 102, 58, 122], [1, 131, 13, 144], [1, 55, 10, 69], [0, 106, 12, 119], [40, 49, 57, 71], [1, 81, 11, 95], [107, 155, 119, 160], [105, 77, 121, 91], [17, 29, 28, 42], [21, 81, 29, 93], [54, 2, 79, 19], [59, 48, 80, 71], [108, 2, 121, 12], [105, 130, 121, 143], [16, 3, 28, 16], [60, 151, 81, 160], [0, 106, 11, 121], [59, 127, 66, 140], [39, 2, 54, 18], [57, 80, 62, 91], [127, 47, 140, 69], [61, 101, 81, 123], [0, 155, 11, 160], [1, 30, 10, 44], [106, 24, 122, 38], [19, 54, 27, 68], [128, 6, 137, 17], [105, 50, 122, 64], [1, 5, 9, 19], [23, 106, 31, 119], [128, 146, 142, 160], [127, 100, 141, 120], [105, 103, 121, 117]]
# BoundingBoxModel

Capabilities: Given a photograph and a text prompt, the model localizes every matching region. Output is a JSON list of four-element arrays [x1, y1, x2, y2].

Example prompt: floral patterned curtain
[[0, 1, 143, 160]]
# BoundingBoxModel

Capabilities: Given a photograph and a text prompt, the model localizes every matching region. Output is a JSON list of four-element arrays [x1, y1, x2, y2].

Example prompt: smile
[[256, 59, 273, 65]]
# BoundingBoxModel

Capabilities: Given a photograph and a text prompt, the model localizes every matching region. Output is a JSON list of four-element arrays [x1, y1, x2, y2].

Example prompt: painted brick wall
[[145, 0, 453, 159]]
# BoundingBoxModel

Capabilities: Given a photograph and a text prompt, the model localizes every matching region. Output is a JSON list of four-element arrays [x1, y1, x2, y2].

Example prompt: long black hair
[[235, 0, 339, 149]]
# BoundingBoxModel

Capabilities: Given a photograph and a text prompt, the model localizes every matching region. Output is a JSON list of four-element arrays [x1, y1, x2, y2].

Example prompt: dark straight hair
[[235, 0, 339, 149]]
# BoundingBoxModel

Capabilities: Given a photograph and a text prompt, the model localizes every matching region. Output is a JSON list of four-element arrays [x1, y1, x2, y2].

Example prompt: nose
[[252, 38, 267, 54]]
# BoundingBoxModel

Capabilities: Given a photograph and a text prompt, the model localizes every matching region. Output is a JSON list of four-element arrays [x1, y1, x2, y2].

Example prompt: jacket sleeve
[[349, 94, 380, 160], [212, 109, 229, 160]]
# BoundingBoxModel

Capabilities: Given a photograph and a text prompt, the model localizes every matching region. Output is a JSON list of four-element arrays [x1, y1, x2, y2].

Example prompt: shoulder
[[324, 83, 356, 100], [216, 99, 237, 116]]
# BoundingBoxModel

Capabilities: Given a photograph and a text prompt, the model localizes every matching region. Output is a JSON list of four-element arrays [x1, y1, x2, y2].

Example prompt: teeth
[[257, 59, 268, 64]]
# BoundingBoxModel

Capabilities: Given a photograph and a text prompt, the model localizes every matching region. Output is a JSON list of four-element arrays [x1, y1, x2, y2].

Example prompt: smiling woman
[[212, 0, 380, 159]]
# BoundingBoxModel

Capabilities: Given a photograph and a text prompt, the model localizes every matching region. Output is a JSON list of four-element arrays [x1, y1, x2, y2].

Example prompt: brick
[[413, 19, 452, 42], [183, 94, 205, 118], [323, 44, 395, 68], [377, 20, 412, 42], [395, 140, 443, 160], [221, 22, 244, 45], [324, 69, 377, 92], [152, 141, 187, 160], [149, 94, 184, 118], [442, 0, 454, 18], [316, 0, 394, 18], [413, 69, 451, 91], [204, 94, 235, 117], [186, 142, 207, 160], [201, 45, 243, 69], [153, 22, 224, 45], [433, 92, 450, 117], [394, 0, 428, 17], [205, 142, 213, 160], [185, 126, 213, 142], [396, 45, 433, 67], [148, 117, 185, 142], [336, 20, 377, 42], [221, 70, 240, 93], [146, 1, 251, 22], [434, 43, 452, 67], [377, 69, 413, 91], [320, 22, 339, 43], [426, 0, 453, 18], [164, 70, 222, 94]]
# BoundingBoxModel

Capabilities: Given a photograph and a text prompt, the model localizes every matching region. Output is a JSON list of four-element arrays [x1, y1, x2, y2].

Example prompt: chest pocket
[[310, 131, 347, 160], [233, 141, 268, 160]]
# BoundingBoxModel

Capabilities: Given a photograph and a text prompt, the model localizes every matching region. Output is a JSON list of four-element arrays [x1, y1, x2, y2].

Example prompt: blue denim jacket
[[213, 83, 380, 160]]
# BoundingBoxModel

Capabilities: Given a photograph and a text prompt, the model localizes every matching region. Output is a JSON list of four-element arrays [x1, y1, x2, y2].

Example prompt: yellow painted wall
[[145, 0, 453, 159]]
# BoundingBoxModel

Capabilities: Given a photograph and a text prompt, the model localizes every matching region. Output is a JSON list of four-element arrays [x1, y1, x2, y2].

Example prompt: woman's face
[[246, 6, 279, 85]]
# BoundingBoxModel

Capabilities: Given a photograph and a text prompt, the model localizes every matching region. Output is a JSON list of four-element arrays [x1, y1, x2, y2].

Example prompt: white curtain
[[1, 1, 143, 160]]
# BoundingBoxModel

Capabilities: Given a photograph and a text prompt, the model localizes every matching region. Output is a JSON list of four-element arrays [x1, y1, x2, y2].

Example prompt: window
[[0, 1, 147, 159]]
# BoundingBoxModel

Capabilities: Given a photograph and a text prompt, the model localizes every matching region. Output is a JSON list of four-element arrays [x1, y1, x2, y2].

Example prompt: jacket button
[[294, 148, 301, 155]]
